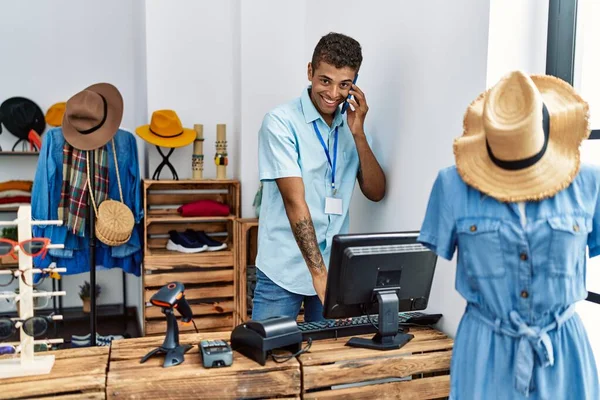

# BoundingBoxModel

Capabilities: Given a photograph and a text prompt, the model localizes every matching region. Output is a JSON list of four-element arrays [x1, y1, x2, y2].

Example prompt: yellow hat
[[45, 102, 66, 127], [135, 110, 196, 148], [454, 71, 590, 202]]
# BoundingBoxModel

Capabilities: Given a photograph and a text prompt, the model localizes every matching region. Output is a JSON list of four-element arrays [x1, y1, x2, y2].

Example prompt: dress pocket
[[547, 216, 590, 277], [457, 218, 506, 279]]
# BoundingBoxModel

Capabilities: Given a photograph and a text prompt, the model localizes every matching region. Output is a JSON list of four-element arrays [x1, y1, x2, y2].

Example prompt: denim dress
[[418, 165, 600, 399]]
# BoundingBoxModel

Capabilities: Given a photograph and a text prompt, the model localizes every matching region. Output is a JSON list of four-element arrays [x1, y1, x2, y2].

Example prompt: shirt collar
[[300, 86, 345, 129]]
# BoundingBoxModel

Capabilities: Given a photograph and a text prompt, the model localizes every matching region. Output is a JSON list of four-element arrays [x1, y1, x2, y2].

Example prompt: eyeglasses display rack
[[0, 205, 66, 378]]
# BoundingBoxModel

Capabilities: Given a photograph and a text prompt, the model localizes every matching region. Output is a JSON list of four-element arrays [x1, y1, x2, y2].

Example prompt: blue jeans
[[251, 269, 325, 322]]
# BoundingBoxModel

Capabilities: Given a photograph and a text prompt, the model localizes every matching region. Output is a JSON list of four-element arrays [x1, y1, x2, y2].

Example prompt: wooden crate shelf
[[235, 218, 259, 323], [146, 214, 236, 224], [142, 179, 241, 336], [144, 248, 235, 269]]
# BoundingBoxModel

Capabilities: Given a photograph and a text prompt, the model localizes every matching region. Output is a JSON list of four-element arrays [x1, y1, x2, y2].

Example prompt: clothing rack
[[88, 149, 97, 346], [84, 148, 130, 346]]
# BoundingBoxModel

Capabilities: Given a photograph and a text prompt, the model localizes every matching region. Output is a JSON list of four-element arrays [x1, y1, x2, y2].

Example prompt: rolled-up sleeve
[[258, 111, 301, 181]]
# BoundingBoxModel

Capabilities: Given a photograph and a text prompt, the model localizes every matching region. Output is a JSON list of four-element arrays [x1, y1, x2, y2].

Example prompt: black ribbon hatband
[[486, 103, 550, 171], [149, 127, 184, 139], [78, 94, 108, 135]]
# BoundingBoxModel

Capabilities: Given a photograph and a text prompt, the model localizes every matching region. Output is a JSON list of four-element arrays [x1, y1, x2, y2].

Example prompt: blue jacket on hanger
[[31, 128, 143, 276]]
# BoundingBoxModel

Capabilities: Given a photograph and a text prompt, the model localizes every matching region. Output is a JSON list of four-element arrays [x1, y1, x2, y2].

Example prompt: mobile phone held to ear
[[341, 74, 359, 114]]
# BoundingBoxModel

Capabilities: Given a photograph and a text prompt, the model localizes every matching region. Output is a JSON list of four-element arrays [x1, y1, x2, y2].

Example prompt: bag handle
[[86, 138, 124, 216]]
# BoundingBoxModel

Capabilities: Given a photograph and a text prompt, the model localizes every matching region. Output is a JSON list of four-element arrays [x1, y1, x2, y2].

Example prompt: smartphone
[[341, 74, 359, 114]]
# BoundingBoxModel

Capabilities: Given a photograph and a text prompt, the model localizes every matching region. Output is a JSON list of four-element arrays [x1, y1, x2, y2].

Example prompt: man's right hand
[[312, 271, 327, 304]]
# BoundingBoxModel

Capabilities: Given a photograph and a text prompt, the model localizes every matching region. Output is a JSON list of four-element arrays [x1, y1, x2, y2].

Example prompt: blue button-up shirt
[[31, 128, 144, 276], [419, 165, 600, 399], [256, 87, 371, 295]]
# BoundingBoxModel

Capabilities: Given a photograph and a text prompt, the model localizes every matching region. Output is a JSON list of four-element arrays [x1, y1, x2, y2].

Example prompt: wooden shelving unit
[[0, 151, 40, 156], [235, 218, 258, 323], [142, 179, 241, 336]]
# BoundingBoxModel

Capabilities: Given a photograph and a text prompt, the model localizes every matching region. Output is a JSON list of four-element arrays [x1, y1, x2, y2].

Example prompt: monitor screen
[[323, 232, 438, 320]]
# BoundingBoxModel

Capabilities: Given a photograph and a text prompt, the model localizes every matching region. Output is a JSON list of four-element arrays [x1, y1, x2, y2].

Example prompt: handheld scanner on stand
[[150, 282, 193, 323]]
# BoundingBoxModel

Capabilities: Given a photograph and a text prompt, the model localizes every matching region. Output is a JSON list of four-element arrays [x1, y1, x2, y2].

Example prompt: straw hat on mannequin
[[454, 70, 590, 202]]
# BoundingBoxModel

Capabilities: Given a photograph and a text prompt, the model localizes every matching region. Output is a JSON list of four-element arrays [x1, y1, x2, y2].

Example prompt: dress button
[[521, 290, 529, 299], [470, 225, 477, 232], [573, 224, 580, 232], [520, 252, 528, 261]]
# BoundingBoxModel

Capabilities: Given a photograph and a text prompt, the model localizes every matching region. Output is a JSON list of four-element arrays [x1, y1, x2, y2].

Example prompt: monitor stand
[[346, 290, 414, 350]]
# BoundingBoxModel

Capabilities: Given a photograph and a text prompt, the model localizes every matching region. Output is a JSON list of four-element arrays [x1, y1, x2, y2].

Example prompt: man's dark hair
[[311, 32, 362, 71]]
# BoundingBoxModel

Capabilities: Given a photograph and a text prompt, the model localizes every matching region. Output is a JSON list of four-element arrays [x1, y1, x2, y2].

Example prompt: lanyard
[[312, 121, 338, 192]]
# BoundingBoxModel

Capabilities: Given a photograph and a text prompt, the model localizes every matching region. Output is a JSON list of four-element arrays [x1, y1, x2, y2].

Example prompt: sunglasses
[[0, 342, 51, 355], [0, 268, 56, 288], [0, 314, 59, 340], [0, 238, 51, 260], [0, 290, 51, 309]]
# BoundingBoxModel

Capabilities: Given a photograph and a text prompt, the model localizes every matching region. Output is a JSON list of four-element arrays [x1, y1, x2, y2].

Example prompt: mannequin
[[419, 71, 599, 399]]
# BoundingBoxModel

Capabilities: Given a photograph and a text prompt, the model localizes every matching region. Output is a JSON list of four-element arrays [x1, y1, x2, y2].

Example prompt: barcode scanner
[[140, 282, 194, 367]]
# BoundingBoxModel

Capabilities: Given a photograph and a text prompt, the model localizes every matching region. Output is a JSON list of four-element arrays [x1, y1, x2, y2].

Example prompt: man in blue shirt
[[254, 33, 386, 322]]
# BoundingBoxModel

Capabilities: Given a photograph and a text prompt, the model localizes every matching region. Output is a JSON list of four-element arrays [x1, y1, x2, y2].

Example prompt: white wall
[[487, 0, 549, 87], [0, 0, 147, 324], [144, 0, 240, 182], [239, 0, 307, 217]]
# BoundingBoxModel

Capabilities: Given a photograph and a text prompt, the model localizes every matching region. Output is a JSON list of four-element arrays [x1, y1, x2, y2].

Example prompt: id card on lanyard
[[312, 121, 343, 215]]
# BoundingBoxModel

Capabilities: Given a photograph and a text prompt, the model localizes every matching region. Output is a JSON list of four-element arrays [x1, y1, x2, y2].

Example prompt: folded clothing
[[177, 199, 230, 217], [0, 190, 32, 199], [0, 180, 33, 193], [0, 196, 31, 205]]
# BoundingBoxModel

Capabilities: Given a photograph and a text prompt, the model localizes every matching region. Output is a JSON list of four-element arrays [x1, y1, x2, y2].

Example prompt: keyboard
[[297, 311, 442, 341]]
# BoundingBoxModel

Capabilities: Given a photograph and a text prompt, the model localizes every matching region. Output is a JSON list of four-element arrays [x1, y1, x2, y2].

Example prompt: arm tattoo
[[293, 217, 326, 274]]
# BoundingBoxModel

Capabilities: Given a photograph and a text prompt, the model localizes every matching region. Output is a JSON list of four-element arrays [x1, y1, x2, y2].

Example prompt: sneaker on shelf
[[70, 338, 91, 348], [166, 230, 208, 253], [99, 333, 124, 342], [96, 333, 125, 346], [71, 333, 92, 341], [95, 337, 111, 347], [72, 332, 125, 343], [185, 229, 228, 251]]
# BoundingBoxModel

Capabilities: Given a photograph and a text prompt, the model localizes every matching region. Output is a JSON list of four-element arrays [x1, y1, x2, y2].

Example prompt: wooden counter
[[0, 346, 109, 399], [106, 331, 301, 399], [0, 326, 452, 399], [299, 326, 453, 399]]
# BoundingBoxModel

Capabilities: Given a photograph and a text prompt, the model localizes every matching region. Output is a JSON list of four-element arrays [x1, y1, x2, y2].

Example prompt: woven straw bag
[[86, 139, 135, 246]]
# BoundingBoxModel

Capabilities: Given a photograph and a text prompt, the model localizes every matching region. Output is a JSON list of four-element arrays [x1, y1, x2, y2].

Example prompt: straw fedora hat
[[135, 110, 196, 148], [454, 71, 590, 202], [62, 83, 123, 151]]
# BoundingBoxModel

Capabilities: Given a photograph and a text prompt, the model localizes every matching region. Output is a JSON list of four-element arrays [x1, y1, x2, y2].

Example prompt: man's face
[[307, 61, 357, 117]]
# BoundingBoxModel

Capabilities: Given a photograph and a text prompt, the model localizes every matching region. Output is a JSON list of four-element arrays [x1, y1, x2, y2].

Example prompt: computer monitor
[[323, 231, 438, 350]]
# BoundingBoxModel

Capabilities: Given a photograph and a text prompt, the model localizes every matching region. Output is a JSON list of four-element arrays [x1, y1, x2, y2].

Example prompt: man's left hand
[[346, 84, 369, 137]]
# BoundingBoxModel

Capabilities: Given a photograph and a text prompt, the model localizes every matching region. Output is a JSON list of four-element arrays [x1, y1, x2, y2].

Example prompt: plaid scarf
[[58, 142, 109, 236]]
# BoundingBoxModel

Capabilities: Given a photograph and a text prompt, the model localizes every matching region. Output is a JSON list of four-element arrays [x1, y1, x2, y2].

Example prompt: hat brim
[[0, 97, 46, 139], [135, 125, 196, 148], [62, 83, 123, 151], [454, 74, 590, 202]]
